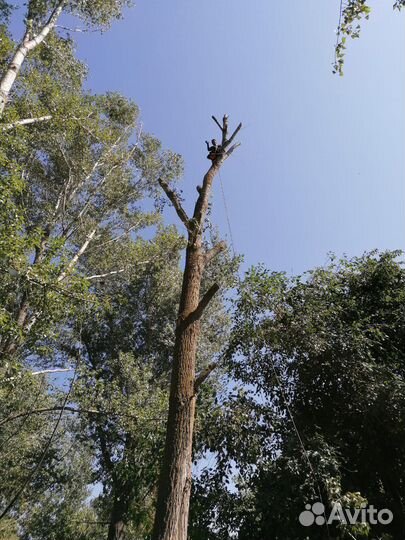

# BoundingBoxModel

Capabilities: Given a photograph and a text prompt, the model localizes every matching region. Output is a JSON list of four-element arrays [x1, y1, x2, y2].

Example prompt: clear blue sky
[[53, 2, 405, 273]]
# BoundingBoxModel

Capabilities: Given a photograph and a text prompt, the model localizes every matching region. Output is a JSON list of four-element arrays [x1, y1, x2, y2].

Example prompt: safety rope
[[218, 170, 236, 258], [265, 343, 331, 539], [217, 169, 330, 534]]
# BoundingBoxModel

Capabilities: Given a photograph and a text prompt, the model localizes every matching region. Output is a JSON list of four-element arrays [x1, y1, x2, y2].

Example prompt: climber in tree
[[205, 139, 221, 161]]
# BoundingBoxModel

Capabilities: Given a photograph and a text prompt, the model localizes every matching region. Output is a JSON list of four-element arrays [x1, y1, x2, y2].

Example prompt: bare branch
[[2, 115, 52, 131], [86, 269, 125, 280], [158, 178, 191, 230], [224, 122, 242, 150], [57, 228, 97, 282], [195, 361, 220, 391], [55, 24, 102, 33], [180, 284, 220, 328], [211, 115, 229, 146], [62, 131, 129, 236], [87, 222, 142, 252], [204, 241, 227, 265], [194, 283, 220, 317], [221, 114, 229, 146], [0, 406, 101, 427], [211, 115, 223, 132], [223, 142, 242, 161], [31, 369, 73, 376], [1, 368, 73, 383]]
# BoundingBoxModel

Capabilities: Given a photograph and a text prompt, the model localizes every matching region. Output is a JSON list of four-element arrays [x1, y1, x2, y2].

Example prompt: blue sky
[[46, 2, 405, 274]]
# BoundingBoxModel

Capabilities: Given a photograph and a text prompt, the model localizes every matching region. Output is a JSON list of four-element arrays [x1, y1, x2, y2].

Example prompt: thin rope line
[[334, 0, 344, 66], [218, 170, 236, 257], [261, 327, 331, 538]]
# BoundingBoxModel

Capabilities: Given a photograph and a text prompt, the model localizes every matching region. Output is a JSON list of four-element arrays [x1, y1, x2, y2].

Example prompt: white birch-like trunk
[[0, 1, 64, 117]]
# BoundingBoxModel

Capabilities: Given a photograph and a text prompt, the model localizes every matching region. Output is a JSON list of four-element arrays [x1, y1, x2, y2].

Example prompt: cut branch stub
[[224, 122, 242, 151], [210, 115, 242, 164], [195, 360, 220, 392], [177, 283, 220, 330], [211, 115, 223, 132], [221, 114, 229, 146], [188, 283, 220, 322], [158, 178, 191, 231], [205, 241, 227, 265]]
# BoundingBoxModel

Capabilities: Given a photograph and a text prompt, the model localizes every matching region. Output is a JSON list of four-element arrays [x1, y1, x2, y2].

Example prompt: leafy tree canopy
[[192, 251, 405, 540]]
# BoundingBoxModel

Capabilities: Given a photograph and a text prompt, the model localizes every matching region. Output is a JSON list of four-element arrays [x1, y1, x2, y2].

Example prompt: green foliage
[[192, 252, 405, 539], [0, 1, 12, 23], [0, 4, 191, 536], [17, 432, 96, 540], [0, 3, 237, 539], [0, 518, 18, 540], [0, 364, 96, 539], [25, 0, 133, 31], [333, 1, 404, 75], [65, 0, 133, 29], [0, 33, 183, 358]]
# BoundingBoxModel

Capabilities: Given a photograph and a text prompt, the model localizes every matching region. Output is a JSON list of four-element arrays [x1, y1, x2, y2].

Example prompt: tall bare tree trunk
[[0, 1, 64, 117], [151, 115, 241, 540]]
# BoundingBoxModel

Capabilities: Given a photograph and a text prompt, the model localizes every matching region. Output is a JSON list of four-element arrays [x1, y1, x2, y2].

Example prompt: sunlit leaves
[[333, 0, 404, 76]]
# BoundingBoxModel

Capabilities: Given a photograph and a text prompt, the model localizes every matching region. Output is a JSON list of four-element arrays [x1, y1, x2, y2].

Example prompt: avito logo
[[299, 502, 393, 527]]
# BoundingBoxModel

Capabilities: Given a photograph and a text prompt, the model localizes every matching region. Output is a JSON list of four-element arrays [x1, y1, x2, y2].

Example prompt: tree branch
[[211, 115, 223, 132], [158, 178, 191, 230], [180, 284, 220, 328], [0, 1, 65, 116], [86, 269, 125, 281], [32, 369, 72, 376], [55, 24, 102, 33], [57, 228, 97, 282], [223, 142, 242, 161], [27, 1, 66, 49], [86, 222, 143, 252], [211, 114, 229, 147], [2, 115, 52, 131], [194, 361, 220, 391], [61, 131, 130, 237], [193, 283, 220, 319], [1, 368, 73, 383], [0, 406, 102, 427], [16, 246, 94, 338], [204, 241, 227, 265], [224, 122, 242, 151], [221, 114, 229, 146]]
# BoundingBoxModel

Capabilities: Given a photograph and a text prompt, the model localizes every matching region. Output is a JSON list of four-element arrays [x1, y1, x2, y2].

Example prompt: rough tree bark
[[151, 115, 241, 540], [0, 1, 65, 117]]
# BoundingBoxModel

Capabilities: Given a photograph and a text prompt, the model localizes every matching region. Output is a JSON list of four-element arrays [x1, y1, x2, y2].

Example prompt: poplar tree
[[152, 115, 242, 540], [333, 0, 405, 75], [0, 0, 132, 116]]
